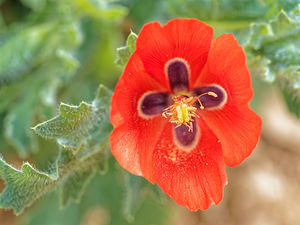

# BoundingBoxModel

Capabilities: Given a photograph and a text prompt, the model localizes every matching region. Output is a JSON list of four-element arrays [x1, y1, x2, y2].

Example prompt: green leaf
[[59, 164, 95, 208], [0, 158, 57, 215], [247, 55, 273, 81], [277, 67, 300, 117], [0, 24, 53, 83], [34, 102, 98, 149], [115, 31, 137, 66], [264, 0, 300, 17], [38, 52, 80, 120], [0, 21, 81, 86], [246, 5, 300, 79], [33, 85, 110, 149], [246, 4, 300, 117], [2, 52, 80, 156], [0, 0, 121, 156], [4, 85, 39, 156], [0, 85, 112, 214], [22, 167, 170, 225], [59, 147, 108, 208]]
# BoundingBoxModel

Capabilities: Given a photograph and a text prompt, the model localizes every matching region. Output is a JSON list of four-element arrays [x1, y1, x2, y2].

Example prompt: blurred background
[[0, 0, 300, 224]]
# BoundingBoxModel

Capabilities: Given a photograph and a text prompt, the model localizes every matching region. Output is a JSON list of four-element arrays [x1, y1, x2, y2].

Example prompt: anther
[[191, 84, 227, 110], [196, 91, 218, 110], [162, 91, 217, 131], [162, 96, 198, 132]]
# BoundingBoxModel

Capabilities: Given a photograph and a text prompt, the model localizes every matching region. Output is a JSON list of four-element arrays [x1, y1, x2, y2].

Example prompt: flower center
[[162, 91, 218, 132]]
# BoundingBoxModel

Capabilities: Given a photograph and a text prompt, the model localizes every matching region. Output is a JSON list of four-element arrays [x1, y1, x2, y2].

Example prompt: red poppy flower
[[110, 18, 261, 211]]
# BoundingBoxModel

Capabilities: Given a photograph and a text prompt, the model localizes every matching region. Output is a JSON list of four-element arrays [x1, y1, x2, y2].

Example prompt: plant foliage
[[0, 85, 111, 215]]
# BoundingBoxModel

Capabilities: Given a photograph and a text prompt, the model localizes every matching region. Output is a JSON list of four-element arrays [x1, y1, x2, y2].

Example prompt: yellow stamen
[[195, 91, 218, 110], [162, 91, 218, 131], [208, 91, 218, 98]]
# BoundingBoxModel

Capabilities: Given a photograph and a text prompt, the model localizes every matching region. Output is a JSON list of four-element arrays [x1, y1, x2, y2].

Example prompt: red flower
[[110, 18, 261, 211]]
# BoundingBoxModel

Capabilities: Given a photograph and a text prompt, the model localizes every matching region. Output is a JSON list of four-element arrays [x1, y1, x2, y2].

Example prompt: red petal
[[195, 33, 253, 104], [110, 124, 142, 176], [153, 119, 227, 211], [195, 33, 261, 166], [200, 104, 261, 167], [110, 53, 167, 182], [136, 18, 213, 90]]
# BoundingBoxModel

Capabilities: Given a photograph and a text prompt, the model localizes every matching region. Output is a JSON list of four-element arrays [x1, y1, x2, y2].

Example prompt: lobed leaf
[[33, 85, 111, 150], [0, 85, 112, 214], [246, 4, 300, 117], [0, 0, 125, 156], [115, 31, 137, 67], [2, 54, 80, 156], [34, 101, 99, 149], [0, 20, 82, 155], [0, 158, 57, 215]]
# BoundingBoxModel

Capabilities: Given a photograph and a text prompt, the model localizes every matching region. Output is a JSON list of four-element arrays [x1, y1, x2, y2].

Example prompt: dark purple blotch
[[174, 121, 197, 147], [167, 60, 189, 92], [192, 85, 226, 109], [140, 92, 170, 116]]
